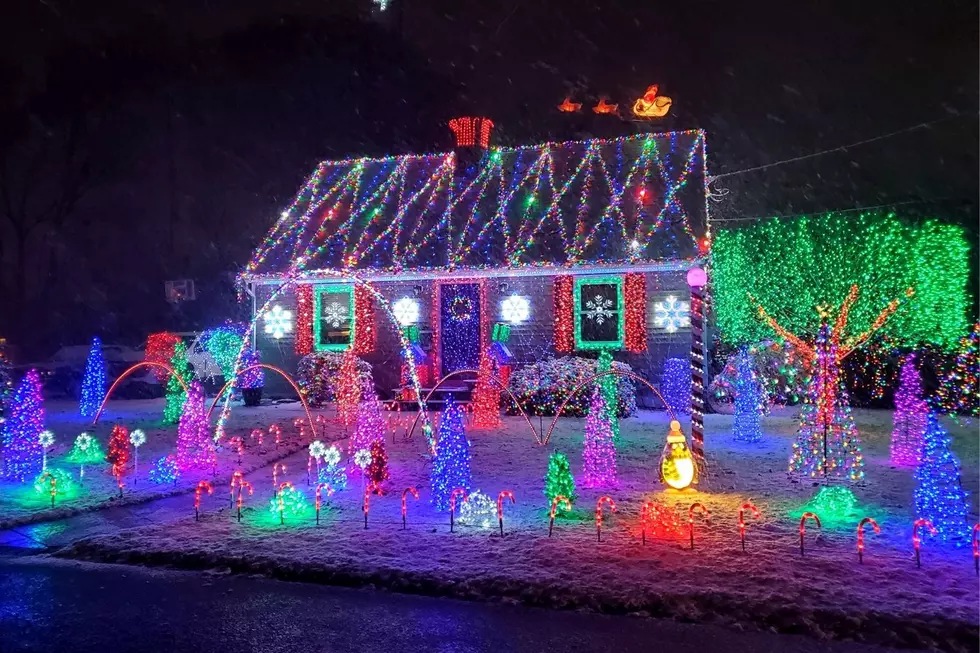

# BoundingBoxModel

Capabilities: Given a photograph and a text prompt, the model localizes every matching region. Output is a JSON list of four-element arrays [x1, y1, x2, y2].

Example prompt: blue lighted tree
[[733, 347, 763, 443], [1, 369, 45, 481], [913, 412, 970, 545], [662, 358, 690, 416], [430, 396, 472, 511], [79, 336, 107, 418]]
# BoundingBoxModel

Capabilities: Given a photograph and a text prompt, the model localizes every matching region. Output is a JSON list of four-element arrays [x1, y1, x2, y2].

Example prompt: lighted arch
[[91, 361, 189, 425], [543, 369, 676, 446], [405, 369, 541, 445], [206, 364, 316, 437]]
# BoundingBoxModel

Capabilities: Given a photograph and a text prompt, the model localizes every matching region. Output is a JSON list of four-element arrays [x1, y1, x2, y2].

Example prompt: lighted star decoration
[[263, 305, 294, 339], [38, 430, 55, 447], [129, 430, 146, 447], [654, 295, 691, 332], [309, 440, 327, 461], [500, 295, 530, 324], [393, 297, 420, 326], [324, 445, 342, 466]]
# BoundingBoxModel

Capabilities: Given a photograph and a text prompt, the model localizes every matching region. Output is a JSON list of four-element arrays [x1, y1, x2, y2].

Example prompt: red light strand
[[553, 276, 575, 352], [624, 273, 647, 352]]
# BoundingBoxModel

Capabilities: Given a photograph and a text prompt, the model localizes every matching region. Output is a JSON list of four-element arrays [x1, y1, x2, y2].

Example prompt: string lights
[[175, 381, 216, 474], [163, 341, 193, 424], [430, 396, 472, 511], [295, 285, 314, 355], [582, 387, 617, 488], [661, 358, 690, 416], [623, 273, 647, 352], [914, 412, 970, 545], [1, 369, 45, 482], [553, 276, 575, 352], [79, 337, 107, 418], [732, 347, 763, 443], [890, 355, 928, 466]]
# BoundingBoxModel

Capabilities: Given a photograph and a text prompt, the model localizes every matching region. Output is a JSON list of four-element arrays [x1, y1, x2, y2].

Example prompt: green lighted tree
[[543, 451, 577, 514], [163, 341, 194, 424]]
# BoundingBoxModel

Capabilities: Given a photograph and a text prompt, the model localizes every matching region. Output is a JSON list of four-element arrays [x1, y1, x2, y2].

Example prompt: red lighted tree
[[105, 424, 130, 494]]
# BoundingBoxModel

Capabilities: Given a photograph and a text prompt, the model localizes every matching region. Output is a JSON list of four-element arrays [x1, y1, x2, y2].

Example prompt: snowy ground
[[8, 399, 979, 650]]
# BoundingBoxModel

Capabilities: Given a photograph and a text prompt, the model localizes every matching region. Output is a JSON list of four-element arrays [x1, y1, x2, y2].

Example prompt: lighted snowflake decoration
[[263, 305, 293, 339], [129, 429, 146, 447], [309, 440, 327, 461], [585, 295, 615, 324], [38, 430, 55, 447], [75, 433, 93, 452], [322, 301, 349, 328], [323, 445, 342, 466], [500, 295, 530, 324], [654, 295, 691, 332], [354, 448, 372, 469], [393, 297, 420, 326]]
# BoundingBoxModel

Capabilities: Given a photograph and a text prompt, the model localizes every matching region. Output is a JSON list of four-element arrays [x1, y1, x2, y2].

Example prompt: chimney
[[448, 117, 494, 175]]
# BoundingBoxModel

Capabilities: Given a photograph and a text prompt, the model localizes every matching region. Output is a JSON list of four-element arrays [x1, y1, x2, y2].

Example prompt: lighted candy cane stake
[[250, 428, 264, 447], [402, 486, 419, 530], [39, 430, 54, 472], [315, 483, 334, 525], [856, 517, 880, 564], [799, 512, 821, 556], [229, 437, 244, 464], [294, 418, 306, 442], [549, 495, 572, 537], [596, 496, 616, 543], [973, 524, 979, 576], [229, 471, 244, 508], [38, 471, 57, 508], [236, 480, 252, 522], [276, 482, 294, 525], [269, 424, 281, 450], [363, 483, 378, 529], [912, 519, 937, 568], [688, 502, 710, 550], [739, 502, 761, 552], [449, 488, 468, 533], [640, 502, 656, 546], [497, 490, 515, 537], [129, 429, 146, 485], [272, 463, 287, 497], [194, 481, 213, 521]]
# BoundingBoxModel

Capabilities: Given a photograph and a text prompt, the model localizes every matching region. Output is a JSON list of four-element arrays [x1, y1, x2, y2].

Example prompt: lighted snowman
[[660, 420, 697, 490]]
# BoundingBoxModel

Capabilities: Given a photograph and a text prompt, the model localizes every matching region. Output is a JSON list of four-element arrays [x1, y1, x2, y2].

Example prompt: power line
[[709, 113, 975, 181], [713, 197, 958, 224]]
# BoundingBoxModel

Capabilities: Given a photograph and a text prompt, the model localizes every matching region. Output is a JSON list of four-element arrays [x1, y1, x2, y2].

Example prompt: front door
[[439, 283, 481, 375]]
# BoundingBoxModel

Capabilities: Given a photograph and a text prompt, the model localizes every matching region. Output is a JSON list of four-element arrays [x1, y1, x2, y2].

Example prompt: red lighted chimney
[[449, 117, 494, 149]]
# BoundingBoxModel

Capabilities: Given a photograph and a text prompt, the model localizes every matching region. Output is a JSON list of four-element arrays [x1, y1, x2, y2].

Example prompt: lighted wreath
[[448, 295, 475, 322]]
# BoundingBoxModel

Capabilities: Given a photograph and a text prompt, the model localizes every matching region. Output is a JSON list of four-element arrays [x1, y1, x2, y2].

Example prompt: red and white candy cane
[[38, 471, 57, 509], [799, 512, 821, 556], [229, 436, 244, 463], [449, 488, 468, 533], [595, 496, 616, 543], [363, 483, 378, 530], [912, 519, 937, 568], [194, 480, 213, 521], [856, 517, 880, 564], [235, 479, 252, 523], [639, 501, 656, 546], [972, 524, 979, 575], [402, 486, 419, 530], [250, 428, 264, 446], [496, 490, 515, 537], [739, 502, 761, 552], [315, 483, 334, 526], [688, 502, 710, 550], [229, 471, 244, 508], [276, 481, 294, 525], [549, 495, 572, 538], [269, 424, 282, 449], [316, 413, 328, 438], [294, 417, 306, 441], [272, 463, 287, 496]]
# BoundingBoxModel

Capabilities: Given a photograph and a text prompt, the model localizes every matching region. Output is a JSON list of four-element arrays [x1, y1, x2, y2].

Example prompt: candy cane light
[[449, 488, 468, 533], [549, 495, 572, 537], [236, 479, 253, 522], [799, 512, 821, 556], [496, 490, 515, 537], [315, 482, 334, 525], [912, 518, 938, 568], [739, 502, 761, 552], [688, 502, 710, 550], [194, 480, 213, 521], [402, 486, 419, 530], [856, 517, 880, 564], [595, 496, 616, 542]]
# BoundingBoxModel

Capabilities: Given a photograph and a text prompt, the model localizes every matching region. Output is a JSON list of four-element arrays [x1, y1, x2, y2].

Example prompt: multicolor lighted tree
[[1, 369, 45, 482], [544, 451, 577, 513], [471, 351, 502, 429], [163, 341, 194, 424], [934, 323, 979, 420], [890, 355, 928, 466], [732, 347, 763, 443], [755, 285, 912, 481], [430, 396, 471, 511], [582, 387, 617, 488], [914, 412, 970, 544], [175, 381, 216, 473], [79, 336, 107, 418], [349, 384, 384, 468]]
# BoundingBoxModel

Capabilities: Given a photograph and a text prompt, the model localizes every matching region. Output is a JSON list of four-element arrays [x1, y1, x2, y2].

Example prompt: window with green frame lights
[[574, 276, 624, 350], [314, 285, 354, 351]]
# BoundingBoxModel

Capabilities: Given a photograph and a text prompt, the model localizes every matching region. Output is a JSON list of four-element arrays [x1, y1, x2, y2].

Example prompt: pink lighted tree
[[175, 381, 216, 473], [581, 386, 617, 488], [349, 384, 384, 472], [890, 355, 928, 466]]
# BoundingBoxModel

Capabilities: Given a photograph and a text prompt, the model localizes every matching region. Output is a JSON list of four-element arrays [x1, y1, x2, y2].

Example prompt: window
[[574, 276, 624, 350], [314, 284, 354, 351]]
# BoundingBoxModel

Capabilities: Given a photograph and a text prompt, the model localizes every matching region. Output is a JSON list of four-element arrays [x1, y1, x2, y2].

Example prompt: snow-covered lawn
[[0, 399, 319, 529], [53, 402, 979, 651]]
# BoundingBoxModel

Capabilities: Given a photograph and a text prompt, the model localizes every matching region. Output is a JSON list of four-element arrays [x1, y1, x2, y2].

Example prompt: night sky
[[0, 0, 976, 356]]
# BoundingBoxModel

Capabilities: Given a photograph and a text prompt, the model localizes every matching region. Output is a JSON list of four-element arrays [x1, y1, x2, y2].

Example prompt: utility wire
[[713, 197, 957, 223]]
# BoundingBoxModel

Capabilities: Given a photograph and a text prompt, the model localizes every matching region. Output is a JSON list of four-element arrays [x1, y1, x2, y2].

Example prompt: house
[[241, 118, 709, 444]]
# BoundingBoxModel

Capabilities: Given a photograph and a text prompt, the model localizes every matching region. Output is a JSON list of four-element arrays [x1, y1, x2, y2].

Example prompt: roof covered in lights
[[245, 130, 708, 277]]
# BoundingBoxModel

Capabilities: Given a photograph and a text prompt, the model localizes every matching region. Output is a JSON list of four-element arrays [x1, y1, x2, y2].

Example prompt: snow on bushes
[[296, 351, 373, 408], [507, 356, 636, 417]]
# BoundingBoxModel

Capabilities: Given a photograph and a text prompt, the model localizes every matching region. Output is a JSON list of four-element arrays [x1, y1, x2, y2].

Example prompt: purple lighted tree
[[175, 381, 216, 473], [582, 386, 617, 488], [1, 369, 45, 482], [890, 355, 928, 466], [349, 383, 384, 472]]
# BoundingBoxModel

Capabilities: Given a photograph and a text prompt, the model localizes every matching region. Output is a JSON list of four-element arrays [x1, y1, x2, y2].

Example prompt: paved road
[[0, 557, 897, 653]]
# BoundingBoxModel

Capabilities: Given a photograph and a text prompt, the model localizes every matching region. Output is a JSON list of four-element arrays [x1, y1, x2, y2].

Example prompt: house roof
[[244, 130, 708, 277]]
